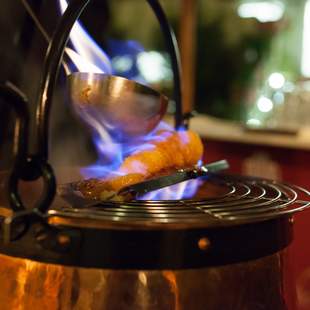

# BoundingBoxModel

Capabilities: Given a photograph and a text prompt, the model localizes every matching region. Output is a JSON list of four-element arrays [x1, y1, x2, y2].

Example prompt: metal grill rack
[[51, 175, 310, 227]]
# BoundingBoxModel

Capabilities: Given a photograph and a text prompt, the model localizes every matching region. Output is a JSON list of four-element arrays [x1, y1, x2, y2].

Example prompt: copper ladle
[[21, 0, 169, 138]]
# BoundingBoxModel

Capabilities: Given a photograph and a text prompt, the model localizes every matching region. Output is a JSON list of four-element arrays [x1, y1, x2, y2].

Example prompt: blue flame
[[80, 120, 175, 179], [79, 118, 203, 200], [140, 179, 203, 201]]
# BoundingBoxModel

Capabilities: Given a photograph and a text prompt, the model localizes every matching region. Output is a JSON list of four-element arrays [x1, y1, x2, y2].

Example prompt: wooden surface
[[179, 0, 197, 115], [190, 114, 310, 150]]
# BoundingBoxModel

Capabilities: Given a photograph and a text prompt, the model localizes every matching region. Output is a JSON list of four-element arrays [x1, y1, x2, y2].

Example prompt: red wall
[[203, 139, 310, 310]]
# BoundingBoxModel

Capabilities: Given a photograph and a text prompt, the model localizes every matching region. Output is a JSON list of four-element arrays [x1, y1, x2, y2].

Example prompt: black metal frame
[[0, 216, 293, 269]]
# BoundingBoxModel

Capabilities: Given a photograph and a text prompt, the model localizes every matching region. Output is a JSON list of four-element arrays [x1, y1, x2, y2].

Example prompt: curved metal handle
[[0, 83, 56, 243], [0, 83, 56, 214], [34, 0, 183, 160], [146, 0, 183, 128]]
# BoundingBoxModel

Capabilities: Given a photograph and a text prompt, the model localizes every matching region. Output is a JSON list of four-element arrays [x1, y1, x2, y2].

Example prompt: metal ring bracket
[[8, 156, 56, 213]]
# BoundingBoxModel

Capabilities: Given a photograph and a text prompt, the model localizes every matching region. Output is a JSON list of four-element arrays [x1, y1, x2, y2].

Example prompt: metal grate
[[51, 175, 310, 227]]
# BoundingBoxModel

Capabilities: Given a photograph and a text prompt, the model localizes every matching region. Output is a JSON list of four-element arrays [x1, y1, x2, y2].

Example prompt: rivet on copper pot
[[58, 234, 71, 246], [198, 237, 211, 251]]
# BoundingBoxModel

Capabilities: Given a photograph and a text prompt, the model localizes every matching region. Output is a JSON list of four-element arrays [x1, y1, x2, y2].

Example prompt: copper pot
[[0, 170, 302, 309], [0, 250, 291, 310]]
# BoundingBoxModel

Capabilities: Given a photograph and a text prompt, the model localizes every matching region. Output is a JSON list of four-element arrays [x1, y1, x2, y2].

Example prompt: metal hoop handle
[[34, 0, 184, 160]]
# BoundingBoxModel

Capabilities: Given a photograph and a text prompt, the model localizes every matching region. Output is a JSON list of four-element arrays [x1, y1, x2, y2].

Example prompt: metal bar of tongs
[[119, 159, 229, 198]]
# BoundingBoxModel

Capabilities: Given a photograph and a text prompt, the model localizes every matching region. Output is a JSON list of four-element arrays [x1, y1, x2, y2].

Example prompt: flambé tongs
[[59, 160, 229, 206], [119, 159, 229, 197]]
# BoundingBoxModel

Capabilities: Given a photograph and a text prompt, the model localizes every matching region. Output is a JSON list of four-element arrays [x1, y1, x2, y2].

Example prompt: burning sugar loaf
[[77, 123, 204, 201]]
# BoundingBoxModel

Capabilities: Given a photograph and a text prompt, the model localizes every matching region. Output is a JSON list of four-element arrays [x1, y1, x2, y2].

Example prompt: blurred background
[[2, 0, 310, 163], [1, 0, 310, 308]]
